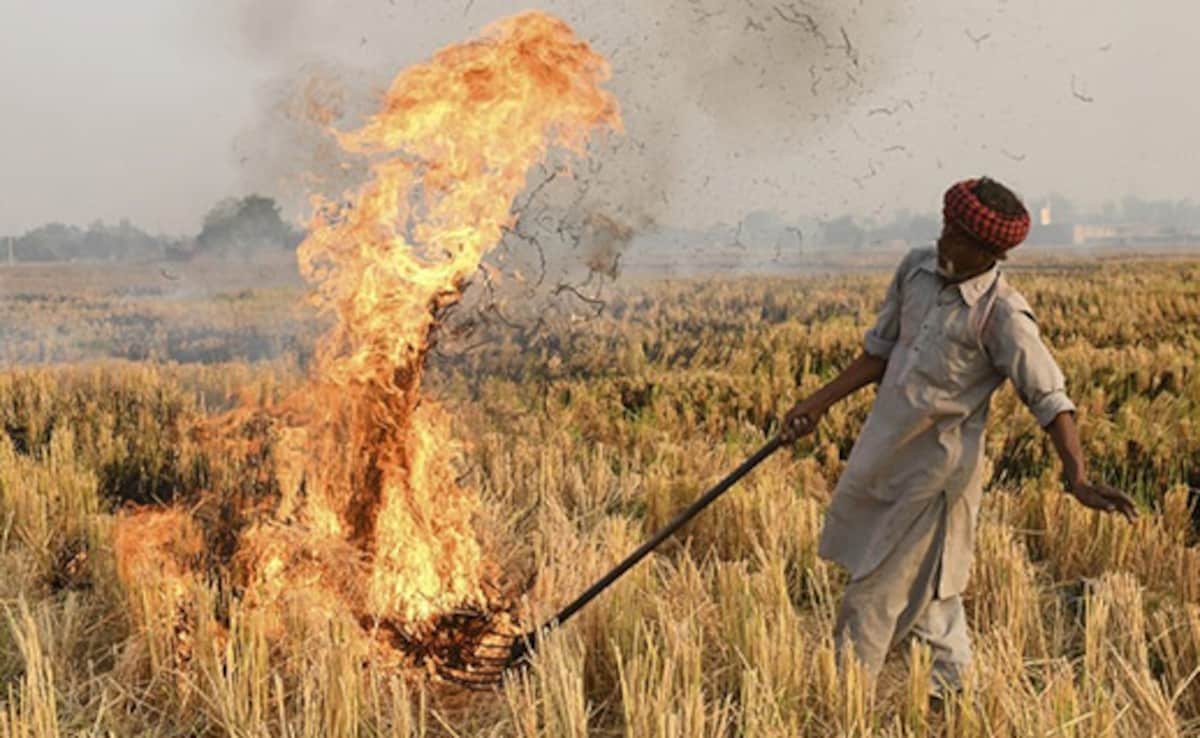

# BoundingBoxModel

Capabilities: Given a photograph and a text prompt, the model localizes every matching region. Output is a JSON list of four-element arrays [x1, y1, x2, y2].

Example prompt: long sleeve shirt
[[817, 246, 1076, 597]]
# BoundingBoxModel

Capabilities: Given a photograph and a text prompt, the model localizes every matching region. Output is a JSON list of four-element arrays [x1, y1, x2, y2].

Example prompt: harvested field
[[1, 253, 1199, 736]]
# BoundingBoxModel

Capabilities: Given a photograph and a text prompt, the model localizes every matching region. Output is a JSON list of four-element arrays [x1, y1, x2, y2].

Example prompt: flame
[[115, 11, 620, 643]]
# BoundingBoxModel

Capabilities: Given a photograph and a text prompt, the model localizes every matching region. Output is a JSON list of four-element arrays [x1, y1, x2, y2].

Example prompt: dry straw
[[1, 257, 1200, 735]]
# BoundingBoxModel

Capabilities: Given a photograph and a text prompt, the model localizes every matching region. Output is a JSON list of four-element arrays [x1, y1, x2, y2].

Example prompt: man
[[780, 177, 1136, 694]]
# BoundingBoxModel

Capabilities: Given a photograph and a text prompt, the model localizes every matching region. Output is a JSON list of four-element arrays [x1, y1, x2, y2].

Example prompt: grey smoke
[[3, 1, 1196, 238], [223, 0, 906, 228], [206, 0, 910, 332]]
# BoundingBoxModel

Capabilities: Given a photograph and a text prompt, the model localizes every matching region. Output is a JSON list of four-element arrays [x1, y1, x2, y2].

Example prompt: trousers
[[832, 491, 972, 691]]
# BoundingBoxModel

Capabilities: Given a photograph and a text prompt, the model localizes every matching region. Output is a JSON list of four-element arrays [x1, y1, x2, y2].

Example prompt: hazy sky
[[0, 0, 1194, 235]]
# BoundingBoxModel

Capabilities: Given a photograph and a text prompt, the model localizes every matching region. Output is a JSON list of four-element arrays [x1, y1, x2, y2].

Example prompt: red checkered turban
[[943, 178, 1030, 253]]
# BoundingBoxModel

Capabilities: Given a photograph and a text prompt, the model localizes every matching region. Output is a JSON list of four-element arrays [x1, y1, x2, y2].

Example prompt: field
[[1, 253, 1199, 737]]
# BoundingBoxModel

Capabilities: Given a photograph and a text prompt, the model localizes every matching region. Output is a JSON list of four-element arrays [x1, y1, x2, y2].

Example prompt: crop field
[[1, 252, 1199, 737]]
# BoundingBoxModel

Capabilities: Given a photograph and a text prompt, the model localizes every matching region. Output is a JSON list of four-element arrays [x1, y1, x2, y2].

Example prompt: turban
[[943, 178, 1030, 253]]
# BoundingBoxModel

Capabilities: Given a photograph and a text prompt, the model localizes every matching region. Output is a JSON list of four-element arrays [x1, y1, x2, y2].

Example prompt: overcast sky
[[0, 0, 1194, 235]]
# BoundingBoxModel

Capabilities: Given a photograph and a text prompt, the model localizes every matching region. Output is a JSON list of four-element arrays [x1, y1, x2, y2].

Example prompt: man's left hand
[[1068, 480, 1138, 522]]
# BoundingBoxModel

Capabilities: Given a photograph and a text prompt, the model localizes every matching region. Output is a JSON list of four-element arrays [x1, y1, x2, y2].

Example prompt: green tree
[[196, 195, 304, 256], [820, 215, 867, 249]]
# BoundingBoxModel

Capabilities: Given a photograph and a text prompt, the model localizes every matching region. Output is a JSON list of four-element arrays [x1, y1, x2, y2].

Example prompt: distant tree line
[[815, 195, 1200, 249], [4, 195, 304, 263], [7, 192, 1200, 262], [818, 210, 941, 250]]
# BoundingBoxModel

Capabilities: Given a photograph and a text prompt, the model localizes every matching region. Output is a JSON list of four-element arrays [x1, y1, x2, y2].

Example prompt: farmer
[[780, 176, 1137, 694]]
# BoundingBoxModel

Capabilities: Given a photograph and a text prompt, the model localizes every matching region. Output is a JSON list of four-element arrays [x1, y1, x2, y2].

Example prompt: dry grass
[[1, 255, 1200, 736]]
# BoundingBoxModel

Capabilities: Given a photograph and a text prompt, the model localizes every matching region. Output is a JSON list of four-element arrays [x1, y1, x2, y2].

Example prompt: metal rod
[[538, 435, 784, 632]]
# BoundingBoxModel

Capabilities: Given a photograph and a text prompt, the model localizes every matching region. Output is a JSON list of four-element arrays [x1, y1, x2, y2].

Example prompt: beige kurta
[[818, 246, 1075, 597]]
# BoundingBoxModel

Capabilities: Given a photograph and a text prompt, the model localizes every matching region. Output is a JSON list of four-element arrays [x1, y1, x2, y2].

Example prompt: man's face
[[936, 221, 998, 281]]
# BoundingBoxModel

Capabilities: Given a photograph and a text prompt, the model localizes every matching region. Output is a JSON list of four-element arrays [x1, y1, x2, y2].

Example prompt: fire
[[114, 10, 620, 658]]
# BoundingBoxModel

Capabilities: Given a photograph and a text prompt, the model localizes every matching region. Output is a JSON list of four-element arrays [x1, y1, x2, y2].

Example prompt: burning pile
[[113, 11, 620, 677]]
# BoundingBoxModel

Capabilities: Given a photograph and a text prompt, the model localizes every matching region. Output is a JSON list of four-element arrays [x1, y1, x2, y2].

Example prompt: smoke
[[218, 0, 907, 217], [212, 0, 909, 327], [580, 0, 909, 229], [215, 0, 392, 221], [641, 0, 904, 129], [231, 60, 377, 221], [211, 0, 351, 62]]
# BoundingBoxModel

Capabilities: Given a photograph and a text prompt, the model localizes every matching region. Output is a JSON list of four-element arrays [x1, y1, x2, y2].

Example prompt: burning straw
[[113, 10, 621, 676]]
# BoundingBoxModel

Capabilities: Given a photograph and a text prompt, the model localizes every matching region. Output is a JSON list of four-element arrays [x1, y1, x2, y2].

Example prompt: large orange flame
[[289, 10, 620, 623], [115, 11, 620, 643]]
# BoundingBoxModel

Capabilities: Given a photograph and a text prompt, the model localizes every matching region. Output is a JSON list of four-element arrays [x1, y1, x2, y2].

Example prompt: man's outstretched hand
[[780, 397, 825, 443], [1068, 480, 1138, 522], [1045, 412, 1137, 523]]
